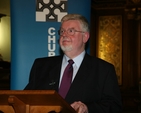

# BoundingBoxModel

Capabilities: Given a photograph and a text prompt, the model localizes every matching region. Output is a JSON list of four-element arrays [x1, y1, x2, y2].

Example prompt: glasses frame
[[58, 28, 85, 36]]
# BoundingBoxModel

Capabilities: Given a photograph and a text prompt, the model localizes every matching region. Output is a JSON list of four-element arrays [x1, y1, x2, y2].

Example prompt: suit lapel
[[48, 56, 63, 91], [65, 54, 93, 100]]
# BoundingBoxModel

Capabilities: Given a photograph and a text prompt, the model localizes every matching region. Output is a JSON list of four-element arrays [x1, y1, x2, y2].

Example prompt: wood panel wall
[[90, 0, 141, 112]]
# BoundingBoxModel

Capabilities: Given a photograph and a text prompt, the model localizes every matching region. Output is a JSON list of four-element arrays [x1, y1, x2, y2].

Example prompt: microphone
[[49, 81, 56, 86]]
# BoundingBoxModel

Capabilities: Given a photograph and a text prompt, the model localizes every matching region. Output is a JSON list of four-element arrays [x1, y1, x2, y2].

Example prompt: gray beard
[[61, 45, 73, 52]]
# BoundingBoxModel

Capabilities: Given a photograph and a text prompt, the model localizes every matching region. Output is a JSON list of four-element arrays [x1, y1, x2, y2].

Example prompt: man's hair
[[61, 14, 89, 32]]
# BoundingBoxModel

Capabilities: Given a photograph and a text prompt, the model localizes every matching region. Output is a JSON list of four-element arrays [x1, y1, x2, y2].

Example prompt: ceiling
[[0, 0, 10, 16]]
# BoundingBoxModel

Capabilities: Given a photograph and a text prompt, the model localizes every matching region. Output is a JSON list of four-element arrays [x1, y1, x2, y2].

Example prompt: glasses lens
[[58, 29, 64, 35], [68, 29, 74, 35]]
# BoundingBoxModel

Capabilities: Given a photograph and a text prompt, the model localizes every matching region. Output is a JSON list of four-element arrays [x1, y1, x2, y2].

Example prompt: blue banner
[[11, 0, 91, 90]]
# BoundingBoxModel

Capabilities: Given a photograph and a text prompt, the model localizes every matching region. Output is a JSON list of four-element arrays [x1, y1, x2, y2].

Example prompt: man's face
[[59, 20, 89, 54]]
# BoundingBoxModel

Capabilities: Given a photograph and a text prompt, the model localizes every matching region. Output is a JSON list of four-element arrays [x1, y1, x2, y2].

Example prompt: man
[[25, 14, 122, 113]]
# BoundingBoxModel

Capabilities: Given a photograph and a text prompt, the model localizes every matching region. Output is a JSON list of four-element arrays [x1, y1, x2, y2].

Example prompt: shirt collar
[[63, 51, 85, 67]]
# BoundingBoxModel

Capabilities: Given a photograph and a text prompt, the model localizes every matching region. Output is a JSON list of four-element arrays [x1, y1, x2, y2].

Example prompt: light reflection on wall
[[0, 16, 11, 61]]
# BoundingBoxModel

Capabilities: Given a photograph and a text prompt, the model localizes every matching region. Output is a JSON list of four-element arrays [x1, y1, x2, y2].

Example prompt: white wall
[[0, 16, 11, 61]]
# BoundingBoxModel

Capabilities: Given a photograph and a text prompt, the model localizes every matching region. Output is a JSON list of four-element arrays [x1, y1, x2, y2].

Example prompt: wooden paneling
[[91, 0, 141, 112]]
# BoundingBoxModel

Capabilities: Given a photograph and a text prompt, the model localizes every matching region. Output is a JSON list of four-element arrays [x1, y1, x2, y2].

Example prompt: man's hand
[[71, 101, 88, 113]]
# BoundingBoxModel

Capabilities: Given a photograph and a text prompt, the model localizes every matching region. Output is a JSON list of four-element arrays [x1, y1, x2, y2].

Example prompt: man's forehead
[[61, 20, 81, 28]]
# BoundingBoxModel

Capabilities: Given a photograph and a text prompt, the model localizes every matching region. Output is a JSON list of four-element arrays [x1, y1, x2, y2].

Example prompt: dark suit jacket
[[24, 53, 122, 113]]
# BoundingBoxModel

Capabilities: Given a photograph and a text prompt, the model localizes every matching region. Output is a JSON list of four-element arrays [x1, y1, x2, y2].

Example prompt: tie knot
[[68, 59, 74, 65]]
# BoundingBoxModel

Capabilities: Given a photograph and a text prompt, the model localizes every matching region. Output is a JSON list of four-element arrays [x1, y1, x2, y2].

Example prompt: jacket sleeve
[[87, 65, 122, 113]]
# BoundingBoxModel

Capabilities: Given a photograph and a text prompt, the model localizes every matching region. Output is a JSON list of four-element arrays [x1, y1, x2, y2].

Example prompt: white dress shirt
[[59, 51, 85, 87]]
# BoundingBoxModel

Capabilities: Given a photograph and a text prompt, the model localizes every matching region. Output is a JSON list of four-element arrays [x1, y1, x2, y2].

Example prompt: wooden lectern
[[0, 90, 76, 113]]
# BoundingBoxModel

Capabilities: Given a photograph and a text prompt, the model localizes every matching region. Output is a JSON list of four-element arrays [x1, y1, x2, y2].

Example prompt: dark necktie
[[59, 59, 74, 98]]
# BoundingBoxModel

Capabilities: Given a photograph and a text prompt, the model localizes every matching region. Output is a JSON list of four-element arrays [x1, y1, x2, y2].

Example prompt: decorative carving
[[129, 0, 141, 4], [125, 7, 141, 20], [97, 15, 122, 85], [92, 0, 141, 9], [91, 0, 126, 9], [132, 0, 140, 3]]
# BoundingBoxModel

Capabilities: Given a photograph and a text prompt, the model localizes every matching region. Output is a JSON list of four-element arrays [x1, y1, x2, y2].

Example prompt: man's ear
[[83, 32, 90, 43]]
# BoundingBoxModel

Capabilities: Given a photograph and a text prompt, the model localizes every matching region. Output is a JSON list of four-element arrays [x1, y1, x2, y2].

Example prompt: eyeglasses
[[58, 28, 84, 36]]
